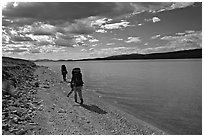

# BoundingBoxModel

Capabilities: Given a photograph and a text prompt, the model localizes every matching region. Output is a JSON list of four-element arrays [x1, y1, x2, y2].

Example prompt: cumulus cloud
[[102, 21, 132, 29], [106, 43, 115, 46], [152, 17, 161, 22], [144, 43, 149, 46], [55, 38, 74, 47], [95, 20, 133, 33], [96, 29, 107, 33], [132, 2, 195, 13], [139, 31, 201, 54], [185, 30, 195, 34], [63, 21, 95, 35], [125, 37, 142, 43], [92, 18, 113, 26], [151, 34, 161, 39], [113, 38, 123, 41], [3, 47, 28, 53], [2, 2, 198, 56], [159, 31, 202, 50], [166, 2, 195, 11], [89, 38, 99, 43], [11, 35, 33, 42], [176, 32, 185, 36], [2, 2, 135, 23], [31, 23, 56, 35], [89, 48, 95, 51], [29, 48, 41, 53], [145, 16, 161, 23], [137, 23, 143, 26]]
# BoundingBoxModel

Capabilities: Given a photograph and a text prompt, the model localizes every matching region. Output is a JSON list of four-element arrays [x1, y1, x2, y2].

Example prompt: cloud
[[106, 43, 115, 46], [3, 3, 195, 25], [125, 37, 142, 43], [11, 35, 33, 42], [100, 20, 133, 30], [91, 44, 97, 47], [137, 23, 143, 26], [89, 38, 99, 43], [89, 48, 95, 51], [145, 16, 161, 23], [2, 2, 198, 57], [2, 17, 37, 26], [29, 48, 41, 53], [92, 18, 113, 26], [151, 34, 161, 39], [93, 18, 133, 33], [132, 2, 195, 14], [63, 20, 95, 35], [157, 31, 202, 52], [2, 3, 135, 23], [176, 32, 185, 36], [81, 49, 87, 52], [166, 2, 195, 11], [31, 23, 56, 35], [144, 43, 149, 46], [152, 17, 161, 22], [185, 30, 195, 34], [3, 47, 28, 53], [113, 38, 123, 41], [74, 35, 88, 46], [55, 38, 74, 47], [139, 31, 201, 54], [96, 29, 107, 33], [160, 31, 201, 42]]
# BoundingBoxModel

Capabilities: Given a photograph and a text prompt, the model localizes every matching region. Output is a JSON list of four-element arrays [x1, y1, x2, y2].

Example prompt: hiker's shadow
[[76, 104, 107, 114]]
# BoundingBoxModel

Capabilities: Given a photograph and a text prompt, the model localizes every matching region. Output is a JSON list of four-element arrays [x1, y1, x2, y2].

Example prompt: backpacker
[[61, 65, 67, 75], [71, 68, 84, 87]]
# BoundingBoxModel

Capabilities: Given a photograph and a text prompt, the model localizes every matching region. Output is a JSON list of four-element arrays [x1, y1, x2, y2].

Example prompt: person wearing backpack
[[61, 65, 68, 82], [70, 68, 84, 104]]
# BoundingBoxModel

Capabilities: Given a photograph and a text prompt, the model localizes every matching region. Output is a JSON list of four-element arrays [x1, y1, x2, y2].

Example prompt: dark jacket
[[61, 65, 67, 75]]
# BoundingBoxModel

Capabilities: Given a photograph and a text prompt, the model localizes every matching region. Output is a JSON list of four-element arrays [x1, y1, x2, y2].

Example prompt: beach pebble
[[58, 109, 66, 113], [34, 82, 39, 87]]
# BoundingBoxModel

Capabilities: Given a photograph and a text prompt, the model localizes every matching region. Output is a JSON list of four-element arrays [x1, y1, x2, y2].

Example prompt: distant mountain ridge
[[78, 48, 202, 61], [33, 48, 202, 62]]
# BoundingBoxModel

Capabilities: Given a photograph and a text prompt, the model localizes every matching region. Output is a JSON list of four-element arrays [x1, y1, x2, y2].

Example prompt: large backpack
[[71, 68, 84, 87]]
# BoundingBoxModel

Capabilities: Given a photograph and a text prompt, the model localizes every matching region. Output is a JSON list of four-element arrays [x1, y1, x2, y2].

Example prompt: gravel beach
[[2, 57, 166, 135]]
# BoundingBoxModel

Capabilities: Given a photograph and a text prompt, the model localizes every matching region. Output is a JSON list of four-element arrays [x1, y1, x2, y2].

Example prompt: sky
[[2, 2, 202, 60]]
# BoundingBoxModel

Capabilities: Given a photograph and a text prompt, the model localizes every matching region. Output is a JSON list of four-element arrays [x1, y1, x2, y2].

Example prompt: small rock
[[29, 122, 38, 125], [16, 129, 27, 135], [34, 82, 39, 87], [42, 85, 50, 88], [58, 109, 66, 113], [13, 117, 19, 123], [38, 104, 44, 111]]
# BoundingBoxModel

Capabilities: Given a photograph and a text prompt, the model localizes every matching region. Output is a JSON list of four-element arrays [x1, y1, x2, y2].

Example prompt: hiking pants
[[62, 74, 66, 81], [73, 86, 83, 100]]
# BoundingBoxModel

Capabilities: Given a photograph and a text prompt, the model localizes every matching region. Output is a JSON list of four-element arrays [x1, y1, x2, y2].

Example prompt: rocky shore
[[2, 57, 42, 135], [2, 57, 166, 135]]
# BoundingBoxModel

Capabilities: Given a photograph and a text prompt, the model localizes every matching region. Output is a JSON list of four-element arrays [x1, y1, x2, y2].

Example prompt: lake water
[[36, 59, 202, 135]]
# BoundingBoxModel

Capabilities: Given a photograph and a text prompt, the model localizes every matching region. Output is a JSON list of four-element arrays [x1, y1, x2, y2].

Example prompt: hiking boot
[[80, 99, 83, 105], [67, 90, 73, 97]]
